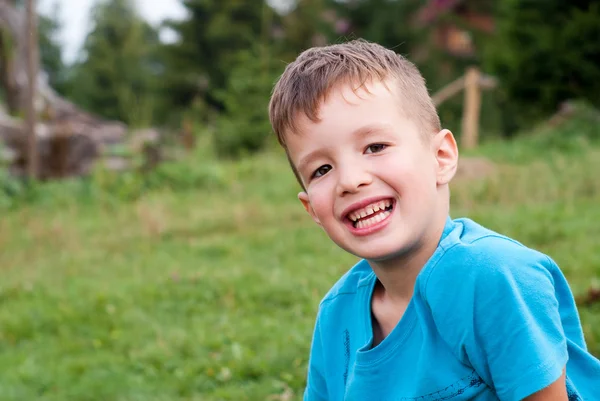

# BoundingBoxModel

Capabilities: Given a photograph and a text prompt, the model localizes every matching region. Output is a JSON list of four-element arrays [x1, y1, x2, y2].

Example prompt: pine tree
[[68, 0, 161, 126], [159, 0, 269, 122], [38, 1, 68, 95], [484, 0, 600, 132]]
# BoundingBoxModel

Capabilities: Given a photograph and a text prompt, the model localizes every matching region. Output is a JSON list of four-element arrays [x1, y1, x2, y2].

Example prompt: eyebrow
[[296, 150, 325, 178], [353, 123, 393, 141], [296, 123, 392, 175]]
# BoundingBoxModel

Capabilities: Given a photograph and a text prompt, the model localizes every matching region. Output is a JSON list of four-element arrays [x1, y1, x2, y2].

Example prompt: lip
[[340, 196, 396, 237]]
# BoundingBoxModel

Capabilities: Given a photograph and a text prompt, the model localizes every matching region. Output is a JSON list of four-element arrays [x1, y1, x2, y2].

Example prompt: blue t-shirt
[[304, 217, 600, 401]]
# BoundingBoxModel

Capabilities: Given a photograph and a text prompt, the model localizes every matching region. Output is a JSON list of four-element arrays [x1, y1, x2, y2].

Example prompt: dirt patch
[[454, 157, 496, 181]]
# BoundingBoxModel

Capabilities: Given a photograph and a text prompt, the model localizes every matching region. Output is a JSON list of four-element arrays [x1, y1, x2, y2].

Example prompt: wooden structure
[[25, 0, 38, 178], [415, 0, 495, 57], [431, 66, 497, 150], [0, 0, 131, 179]]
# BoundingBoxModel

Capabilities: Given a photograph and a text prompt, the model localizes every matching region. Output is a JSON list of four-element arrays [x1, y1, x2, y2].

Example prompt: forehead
[[284, 79, 421, 170], [292, 78, 399, 134]]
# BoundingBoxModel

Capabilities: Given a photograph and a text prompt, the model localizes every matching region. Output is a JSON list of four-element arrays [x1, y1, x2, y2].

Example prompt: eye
[[312, 165, 331, 179], [365, 143, 387, 154]]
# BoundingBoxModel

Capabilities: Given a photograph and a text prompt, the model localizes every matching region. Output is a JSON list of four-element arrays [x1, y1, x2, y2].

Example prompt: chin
[[362, 251, 404, 263], [332, 229, 420, 261], [345, 245, 406, 263], [358, 239, 421, 263]]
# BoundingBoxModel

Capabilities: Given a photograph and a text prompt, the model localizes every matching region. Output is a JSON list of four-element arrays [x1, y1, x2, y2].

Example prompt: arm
[[304, 314, 328, 401], [425, 242, 570, 401], [523, 370, 567, 401]]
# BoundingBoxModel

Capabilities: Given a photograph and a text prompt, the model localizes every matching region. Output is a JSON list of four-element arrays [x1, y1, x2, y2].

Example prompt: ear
[[433, 129, 459, 185], [298, 191, 322, 226]]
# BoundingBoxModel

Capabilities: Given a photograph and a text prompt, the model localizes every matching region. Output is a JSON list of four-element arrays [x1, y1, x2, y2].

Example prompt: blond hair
[[268, 39, 441, 187]]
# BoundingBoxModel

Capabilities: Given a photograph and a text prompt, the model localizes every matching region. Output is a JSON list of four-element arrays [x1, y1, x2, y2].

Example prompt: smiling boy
[[268, 39, 600, 400]]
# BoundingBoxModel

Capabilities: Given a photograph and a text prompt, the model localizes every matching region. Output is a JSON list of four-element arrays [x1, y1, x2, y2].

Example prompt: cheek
[[377, 156, 413, 182], [312, 198, 332, 219], [380, 157, 436, 193], [307, 189, 333, 218]]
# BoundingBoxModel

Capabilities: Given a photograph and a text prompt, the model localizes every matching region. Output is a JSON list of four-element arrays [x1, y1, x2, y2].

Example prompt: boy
[[268, 39, 600, 400]]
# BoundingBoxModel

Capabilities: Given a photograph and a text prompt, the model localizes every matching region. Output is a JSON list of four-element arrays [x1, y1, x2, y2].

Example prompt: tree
[[0, 0, 67, 112], [68, 0, 161, 126], [159, 0, 270, 123], [38, 1, 67, 95], [329, 0, 421, 52], [0, 0, 133, 180], [213, 45, 281, 157], [484, 0, 600, 133], [276, 0, 336, 58]]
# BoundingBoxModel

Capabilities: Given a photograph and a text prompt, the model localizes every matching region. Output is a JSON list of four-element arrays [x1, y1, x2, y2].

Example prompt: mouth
[[345, 198, 395, 230]]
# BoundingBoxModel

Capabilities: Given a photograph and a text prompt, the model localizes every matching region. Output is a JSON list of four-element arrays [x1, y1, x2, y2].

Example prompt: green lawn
[[1, 137, 599, 400]]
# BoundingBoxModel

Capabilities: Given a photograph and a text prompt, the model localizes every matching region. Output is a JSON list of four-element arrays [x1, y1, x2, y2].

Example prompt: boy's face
[[285, 79, 457, 262]]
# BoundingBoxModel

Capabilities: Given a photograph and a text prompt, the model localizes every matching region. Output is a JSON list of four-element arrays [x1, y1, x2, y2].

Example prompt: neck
[[368, 212, 448, 304]]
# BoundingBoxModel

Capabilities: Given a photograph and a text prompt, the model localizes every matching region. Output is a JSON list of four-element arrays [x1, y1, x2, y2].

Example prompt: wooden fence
[[431, 66, 498, 150]]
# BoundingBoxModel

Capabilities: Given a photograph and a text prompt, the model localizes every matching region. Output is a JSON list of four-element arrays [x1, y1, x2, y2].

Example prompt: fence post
[[25, 0, 39, 178], [182, 117, 195, 151], [461, 66, 481, 150]]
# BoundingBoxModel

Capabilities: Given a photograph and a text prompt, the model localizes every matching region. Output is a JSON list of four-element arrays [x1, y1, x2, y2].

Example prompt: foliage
[[1, 124, 599, 399], [466, 101, 600, 163], [0, 168, 25, 209], [23, 0, 600, 154], [213, 47, 282, 158], [2, 101, 599, 209], [0, 134, 226, 209], [275, 0, 337, 60], [90, 150, 227, 203], [329, 0, 422, 58], [159, 0, 275, 123], [38, 1, 69, 95], [67, 0, 161, 126], [484, 0, 600, 134]]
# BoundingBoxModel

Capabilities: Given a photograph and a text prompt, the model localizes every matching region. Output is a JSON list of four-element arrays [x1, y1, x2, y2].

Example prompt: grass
[[1, 126, 599, 400]]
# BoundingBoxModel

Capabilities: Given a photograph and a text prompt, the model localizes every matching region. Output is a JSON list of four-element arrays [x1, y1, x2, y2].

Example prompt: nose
[[336, 159, 372, 196]]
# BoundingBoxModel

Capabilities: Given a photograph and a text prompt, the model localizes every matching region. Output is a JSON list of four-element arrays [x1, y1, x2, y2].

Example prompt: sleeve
[[424, 242, 568, 401], [303, 312, 328, 401]]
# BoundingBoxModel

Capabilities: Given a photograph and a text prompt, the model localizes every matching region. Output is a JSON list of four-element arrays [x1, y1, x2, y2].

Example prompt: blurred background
[[0, 0, 599, 400]]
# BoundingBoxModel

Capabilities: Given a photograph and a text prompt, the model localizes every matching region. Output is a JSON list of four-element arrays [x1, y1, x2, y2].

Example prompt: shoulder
[[420, 219, 572, 401], [420, 218, 557, 300], [319, 259, 374, 307]]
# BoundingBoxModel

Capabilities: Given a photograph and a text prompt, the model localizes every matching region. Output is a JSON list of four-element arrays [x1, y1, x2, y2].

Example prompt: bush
[[89, 142, 227, 202], [0, 169, 26, 209], [485, 0, 600, 134], [468, 101, 600, 164], [0, 138, 227, 210]]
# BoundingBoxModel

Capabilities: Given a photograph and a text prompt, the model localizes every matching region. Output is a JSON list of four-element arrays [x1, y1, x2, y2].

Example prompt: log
[[0, 110, 125, 179], [0, 0, 132, 179]]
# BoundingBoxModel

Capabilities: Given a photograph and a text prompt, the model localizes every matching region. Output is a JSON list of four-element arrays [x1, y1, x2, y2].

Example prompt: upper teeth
[[348, 200, 392, 222]]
